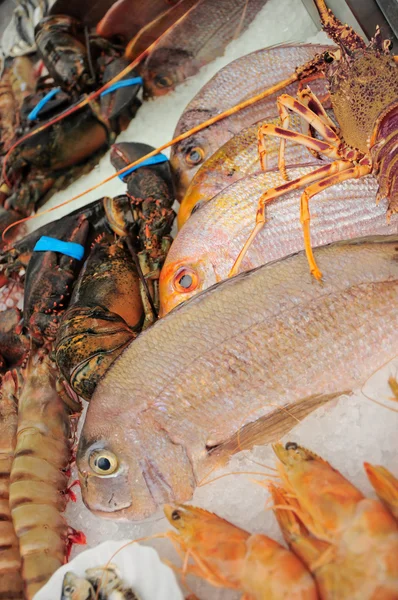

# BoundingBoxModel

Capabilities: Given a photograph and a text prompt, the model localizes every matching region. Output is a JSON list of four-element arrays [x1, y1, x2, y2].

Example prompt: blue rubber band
[[100, 77, 143, 97], [33, 236, 85, 260], [27, 87, 61, 121], [118, 153, 169, 181]]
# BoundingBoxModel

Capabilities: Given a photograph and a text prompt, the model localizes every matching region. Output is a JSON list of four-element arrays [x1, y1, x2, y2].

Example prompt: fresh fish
[[178, 114, 325, 228], [96, 0, 179, 41], [125, 0, 198, 61], [170, 43, 332, 200], [50, 0, 116, 28], [138, 0, 268, 98], [160, 167, 398, 315], [78, 236, 398, 520], [61, 571, 95, 600]]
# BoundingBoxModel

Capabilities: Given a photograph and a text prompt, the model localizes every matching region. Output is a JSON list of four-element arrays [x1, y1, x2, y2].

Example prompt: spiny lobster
[[230, 0, 398, 279]]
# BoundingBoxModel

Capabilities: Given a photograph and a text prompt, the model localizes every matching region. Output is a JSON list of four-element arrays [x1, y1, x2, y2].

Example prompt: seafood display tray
[[0, 0, 397, 599]]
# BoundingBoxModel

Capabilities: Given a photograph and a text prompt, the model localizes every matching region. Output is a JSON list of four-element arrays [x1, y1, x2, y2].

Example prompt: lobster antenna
[[125, 0, 202, 60], [2, 69, 303, 242], [313, 0, 330, 22], [313, 0, 366, 50], [1, 3, 202, 187]]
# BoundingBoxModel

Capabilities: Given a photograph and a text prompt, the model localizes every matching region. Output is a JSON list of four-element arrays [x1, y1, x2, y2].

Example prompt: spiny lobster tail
[[313, 0, 366, 51], [371, 104, 398, 216]]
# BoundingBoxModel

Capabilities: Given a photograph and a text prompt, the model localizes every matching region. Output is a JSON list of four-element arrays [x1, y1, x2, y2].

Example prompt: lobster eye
[[173, 268, 199, 293], [154, 74, 173, 88], [171, 509, 181, 521], [324, 51, 334, 64], [89, 450, 118, 476], [185, 147, 204, 166]]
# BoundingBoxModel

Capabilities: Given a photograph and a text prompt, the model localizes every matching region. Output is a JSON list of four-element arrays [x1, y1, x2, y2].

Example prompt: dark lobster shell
[[55, 236, 144, 399], [23, 214, 89, 343]]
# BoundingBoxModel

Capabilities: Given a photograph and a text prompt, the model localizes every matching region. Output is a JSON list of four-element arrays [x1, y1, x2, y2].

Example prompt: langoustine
[[9, 352, 80, 599], [0, 371, 23, 599], [270, 443, 398, 599], [163, 503, 318, 599]]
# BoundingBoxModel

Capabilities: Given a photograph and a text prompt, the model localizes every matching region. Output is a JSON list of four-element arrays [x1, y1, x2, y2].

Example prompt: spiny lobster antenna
[[313, 0, 366, 50]]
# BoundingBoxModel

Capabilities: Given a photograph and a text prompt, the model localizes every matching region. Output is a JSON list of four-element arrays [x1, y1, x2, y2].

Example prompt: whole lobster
[[1, 15, 142, 217], [230, 0, 398, 279]]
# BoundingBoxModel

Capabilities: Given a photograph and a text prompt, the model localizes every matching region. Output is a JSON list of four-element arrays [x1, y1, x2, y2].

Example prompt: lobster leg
[[297, 72, 330, 104], [229, 160, 353, 277], [273, 93, 340, 180], [257, 121, 340, 184], [297, 87, 337, 131], [300, 163, 372, 279], [297, 87, 337, 162]]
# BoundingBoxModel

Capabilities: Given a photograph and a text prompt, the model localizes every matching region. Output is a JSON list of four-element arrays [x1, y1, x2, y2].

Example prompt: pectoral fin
[[206, 391, 351, 462]]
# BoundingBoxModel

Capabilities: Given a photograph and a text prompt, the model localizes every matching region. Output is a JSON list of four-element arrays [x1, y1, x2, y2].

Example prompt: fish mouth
[[78, 468, 133, 516], [79, 473, 157, 521], [81, 492, 134, 519], [87, 503, 161, 523]]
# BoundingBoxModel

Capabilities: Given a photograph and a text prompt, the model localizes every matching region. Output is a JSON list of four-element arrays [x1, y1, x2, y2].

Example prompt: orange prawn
[[364, 464, 398, 522], [270, 442, 398, 599], [163, 503, 318, 599]]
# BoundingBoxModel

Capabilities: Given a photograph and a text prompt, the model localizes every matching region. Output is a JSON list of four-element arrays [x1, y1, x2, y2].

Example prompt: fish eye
[[324, 51, 334, 63], [89, 450, 118, 476], [173, 267, 199, 293], [285, 442, 298, 451], [185, 146, 204, 166], [154, 74, 173, 88], [171, 509, 181, 520]]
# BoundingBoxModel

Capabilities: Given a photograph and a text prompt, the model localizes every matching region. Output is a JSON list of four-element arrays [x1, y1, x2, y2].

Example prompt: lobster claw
[[23, 214, 89, 343], [56, 305, 137, 400], [55, 236, 144, 400], [100, 58, 142, 133]]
